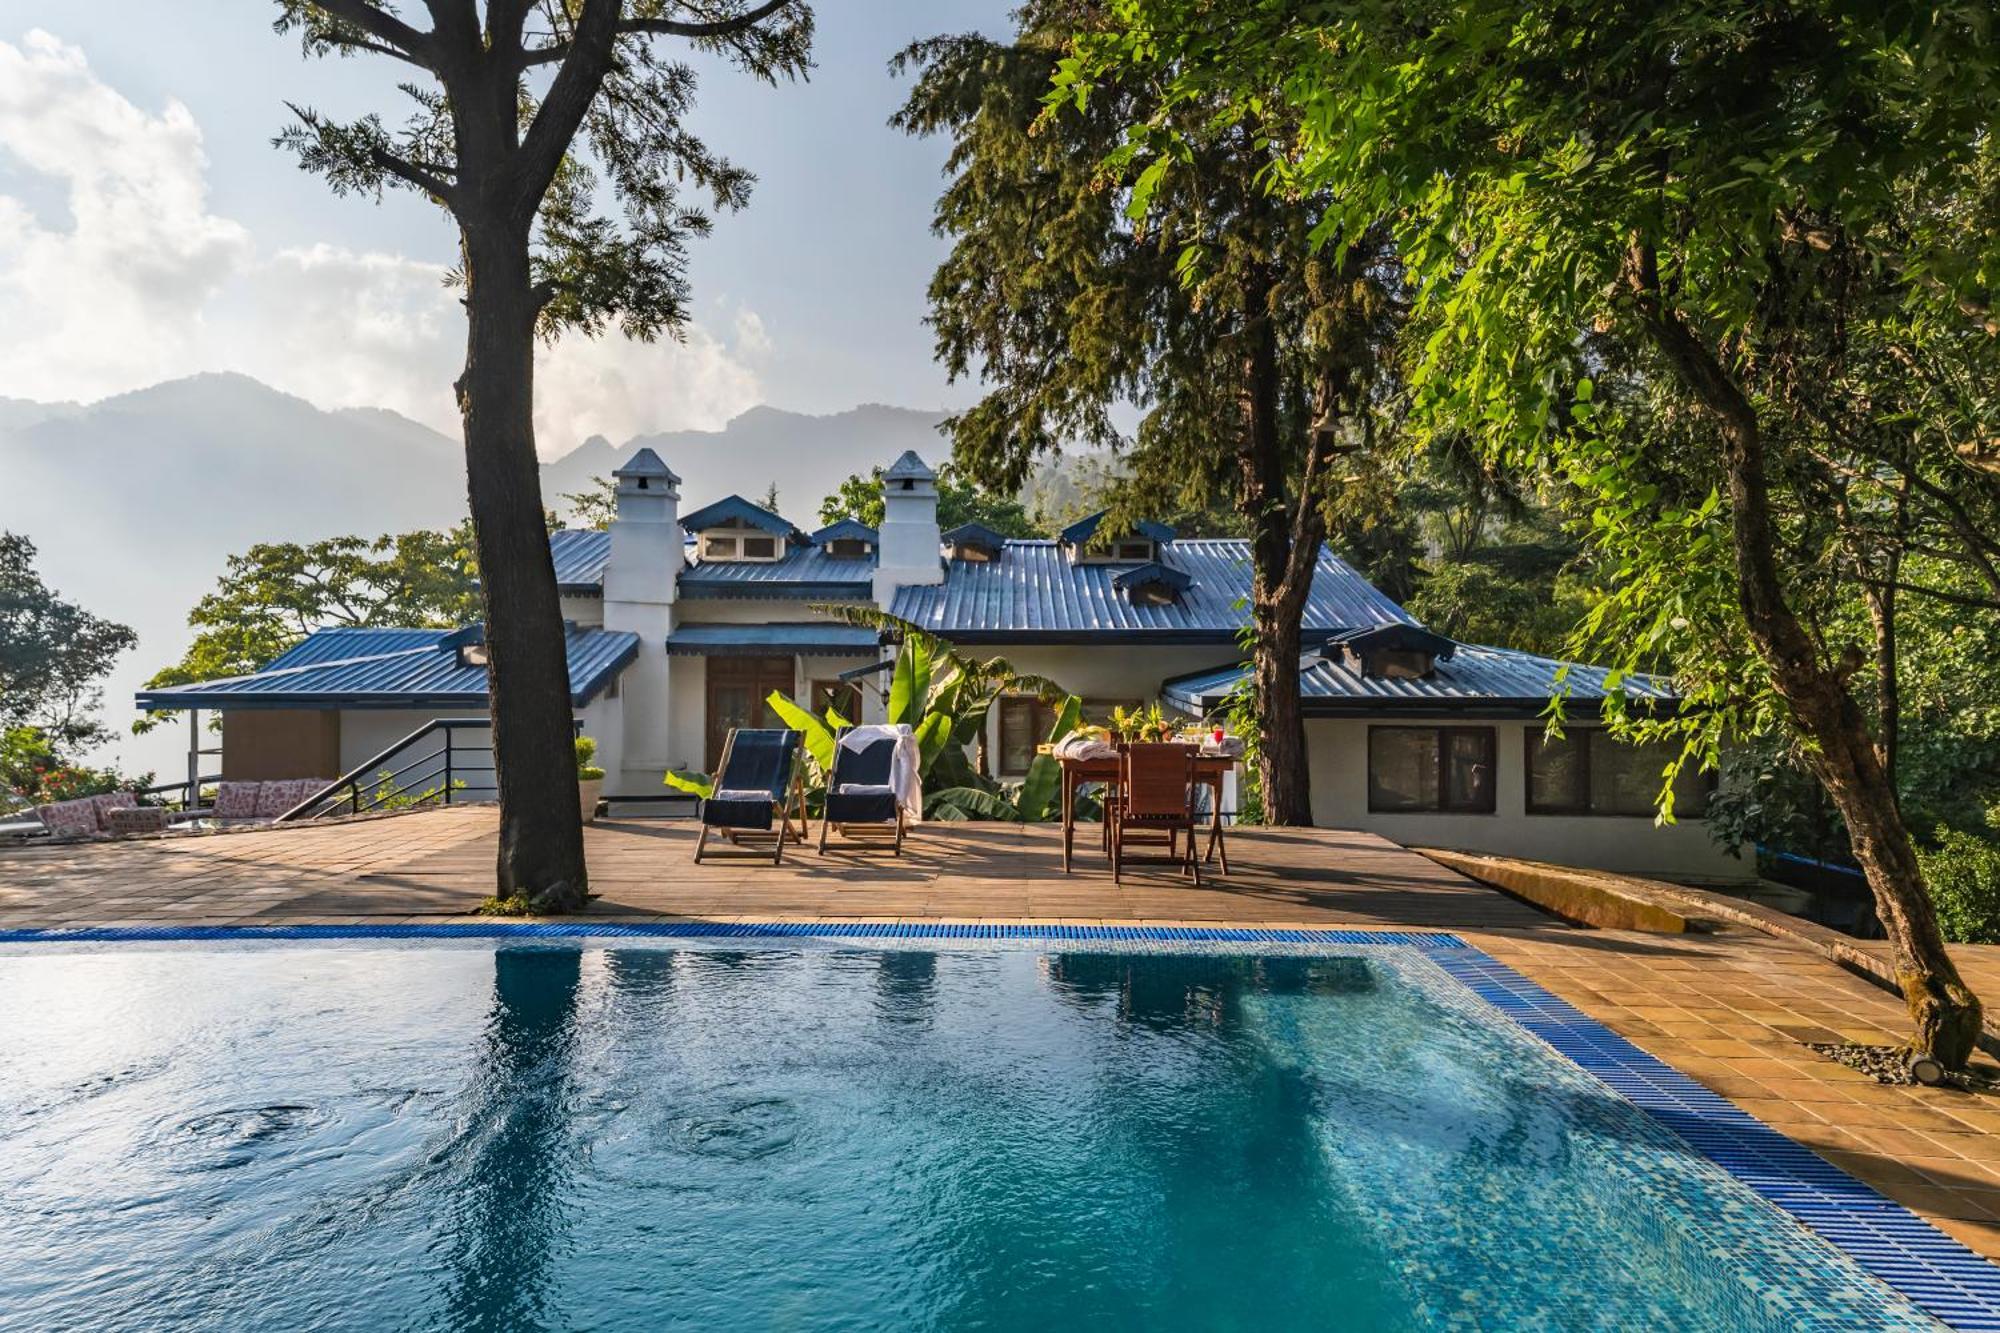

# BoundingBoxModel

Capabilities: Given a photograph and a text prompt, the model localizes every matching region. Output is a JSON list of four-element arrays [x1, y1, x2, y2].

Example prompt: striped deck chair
[[817, 728, 906, 855], [695, 728, 809, 864]]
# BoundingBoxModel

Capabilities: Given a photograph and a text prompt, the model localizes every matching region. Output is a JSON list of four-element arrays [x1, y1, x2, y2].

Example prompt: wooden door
[[705, 656, 796, 770]]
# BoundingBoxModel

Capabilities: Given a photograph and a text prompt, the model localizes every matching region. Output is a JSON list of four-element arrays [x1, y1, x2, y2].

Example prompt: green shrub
[[1923, 828, 2000, 945], [574, 735, 605, 781]]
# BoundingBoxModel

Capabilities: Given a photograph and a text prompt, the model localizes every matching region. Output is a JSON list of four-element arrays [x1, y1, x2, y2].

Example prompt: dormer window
[[1326, 624, 1459, 680], [811, 518, 879, 562], [680, 496, 805, 564], [698, 518, 785, 562], [1059, 511, 1177, 564], [1112, 562, 1192, 606], [943, 522, 1007, 563]]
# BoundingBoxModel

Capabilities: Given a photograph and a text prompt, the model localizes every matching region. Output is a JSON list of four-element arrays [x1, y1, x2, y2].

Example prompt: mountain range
[[0, 372, 950, 777]]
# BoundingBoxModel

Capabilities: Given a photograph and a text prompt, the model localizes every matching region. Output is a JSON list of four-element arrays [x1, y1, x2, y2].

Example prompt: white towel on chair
[[838, 723, 923, 822]]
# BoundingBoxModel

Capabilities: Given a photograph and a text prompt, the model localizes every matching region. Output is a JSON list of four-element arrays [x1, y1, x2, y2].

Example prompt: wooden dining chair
[[1110, 743, 1200, 885]]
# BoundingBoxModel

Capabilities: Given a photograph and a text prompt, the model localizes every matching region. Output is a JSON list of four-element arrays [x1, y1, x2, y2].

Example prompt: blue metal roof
[[265, 627, 452, 670], [811, 518, 878, 545], [1326, 623, 1459, 659], [889, 539, 1412, 643], [1161, 641, 1678, 717], [679, 494, 805, 541], [666, 624, 881, 657], [135, 625, 638, 710], [679, 544, 875, 601], [550, 528, 611, 593]]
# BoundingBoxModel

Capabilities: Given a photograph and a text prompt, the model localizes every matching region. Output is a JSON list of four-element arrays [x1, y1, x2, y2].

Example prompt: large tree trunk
[[1237, 262, 1315, 827], [459, 222, 589, 910], [1640, 289, 1980, 1064]]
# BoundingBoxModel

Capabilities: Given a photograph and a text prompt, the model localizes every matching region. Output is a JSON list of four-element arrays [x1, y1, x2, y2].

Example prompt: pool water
[[0, 943, 1935, 1331]]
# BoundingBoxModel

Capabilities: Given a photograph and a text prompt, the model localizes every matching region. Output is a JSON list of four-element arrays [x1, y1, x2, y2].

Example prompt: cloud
[[0, 30, 765, 451]]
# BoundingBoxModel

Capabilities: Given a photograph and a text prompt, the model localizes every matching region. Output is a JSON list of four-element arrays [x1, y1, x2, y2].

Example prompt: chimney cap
[[883, 450, 936, 483], [614, 447, 681, 486]]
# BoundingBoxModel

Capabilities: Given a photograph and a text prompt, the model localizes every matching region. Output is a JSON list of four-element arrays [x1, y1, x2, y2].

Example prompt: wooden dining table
[[1055, 749, 1238, 874]]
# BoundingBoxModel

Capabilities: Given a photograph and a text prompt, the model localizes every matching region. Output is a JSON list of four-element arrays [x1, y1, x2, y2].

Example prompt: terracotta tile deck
[[7, 805, 2000, 1262]]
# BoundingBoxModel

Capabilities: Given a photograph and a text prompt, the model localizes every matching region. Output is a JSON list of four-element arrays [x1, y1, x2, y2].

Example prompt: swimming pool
[[0, 931, 1984, 1330]]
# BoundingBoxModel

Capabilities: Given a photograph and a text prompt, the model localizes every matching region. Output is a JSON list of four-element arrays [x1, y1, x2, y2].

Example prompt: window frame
[[996, 695, 1057, 778], [1523, 727, 1712, 819], [1365, 725, 1497, 815]]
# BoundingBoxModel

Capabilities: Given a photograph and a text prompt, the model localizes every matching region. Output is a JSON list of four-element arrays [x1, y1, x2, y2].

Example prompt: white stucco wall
[[331, 693, 623, 802], [1303, 716, 1752, 882]]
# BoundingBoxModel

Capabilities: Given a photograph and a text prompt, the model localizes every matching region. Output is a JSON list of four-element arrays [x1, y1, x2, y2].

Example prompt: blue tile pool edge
[[1420, 942, 2000, 1332], [6, 920, 1999, 1328]]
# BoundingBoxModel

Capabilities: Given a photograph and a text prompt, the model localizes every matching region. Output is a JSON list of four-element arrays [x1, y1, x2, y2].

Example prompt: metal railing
[[278, 719, 497, 822]]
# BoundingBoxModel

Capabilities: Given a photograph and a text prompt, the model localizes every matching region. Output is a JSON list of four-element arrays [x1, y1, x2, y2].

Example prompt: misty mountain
[[0, 374, 952, 778], [540, 402, 952, 523]]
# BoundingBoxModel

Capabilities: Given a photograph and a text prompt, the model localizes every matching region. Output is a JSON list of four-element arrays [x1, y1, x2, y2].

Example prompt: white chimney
[[602, 447, 682, 789], [603, 447, 682, 606], [873, 450, 943, 604]]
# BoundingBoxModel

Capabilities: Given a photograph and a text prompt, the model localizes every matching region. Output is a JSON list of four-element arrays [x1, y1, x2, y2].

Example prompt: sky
[[0, 0, 1013, 453]]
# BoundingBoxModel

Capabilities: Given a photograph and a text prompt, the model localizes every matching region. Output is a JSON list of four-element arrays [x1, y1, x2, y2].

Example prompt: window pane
[[702, 534, 735, 558], [998, 697, 1038, 776], [1526, 729, 1587, 813], [742, 536, 777, 558], [1368, 728, 1439, 812], [1442, 729, 1496, 812], [1589, 735, 1672, 816]]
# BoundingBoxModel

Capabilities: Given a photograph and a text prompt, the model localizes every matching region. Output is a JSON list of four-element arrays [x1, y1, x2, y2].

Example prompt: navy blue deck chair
[[695, 728, 808, 864], [817, 728, 906, 855]]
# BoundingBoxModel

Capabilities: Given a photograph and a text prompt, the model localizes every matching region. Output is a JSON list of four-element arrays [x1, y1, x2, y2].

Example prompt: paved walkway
[[6, 806, 2000, 1260]]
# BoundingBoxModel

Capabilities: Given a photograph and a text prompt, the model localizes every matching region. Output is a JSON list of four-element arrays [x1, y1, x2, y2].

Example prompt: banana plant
[[928, 695, 1095, 822]]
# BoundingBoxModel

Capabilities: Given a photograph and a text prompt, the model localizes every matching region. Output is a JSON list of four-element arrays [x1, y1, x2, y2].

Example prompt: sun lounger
[[818, 727, 909, 854], [695, 728, 808, 864]]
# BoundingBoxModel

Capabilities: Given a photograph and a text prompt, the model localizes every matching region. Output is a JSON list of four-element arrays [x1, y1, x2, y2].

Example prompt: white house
[[137, 447, 1749, 882]]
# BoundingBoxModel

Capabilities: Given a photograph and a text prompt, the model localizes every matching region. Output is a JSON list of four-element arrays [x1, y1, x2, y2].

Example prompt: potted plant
[[575, 735, 606, 824]]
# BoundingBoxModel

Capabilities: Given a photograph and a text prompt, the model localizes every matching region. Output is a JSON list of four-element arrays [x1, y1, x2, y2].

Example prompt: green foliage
[[1, 723, 149, 808], [1924, 828, 2000, 945], [137, 524, 482, 733], [818, 463, 1039, 536], [560, 478, 618, 532], [0, 532, 137, 749], [574, 735, 604, 782], [273, 1, 813, 345], [928, 692, 1085, 822], [663, 769, 715, 800], [1071, 0, 2000, 833]]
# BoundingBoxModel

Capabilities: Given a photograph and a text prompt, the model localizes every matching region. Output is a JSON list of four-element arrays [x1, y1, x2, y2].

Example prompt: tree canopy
[[0, 533, 136, 750], [1066, 0, 2000, 1061], [137, 525, 482, 731], [895, 2, 1406, 823]]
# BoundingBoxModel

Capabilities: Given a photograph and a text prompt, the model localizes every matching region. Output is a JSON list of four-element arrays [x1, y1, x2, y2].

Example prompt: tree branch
[[373, 146, 457, 203], [308, 0, 437, 66], [518, 0, 796, 66]]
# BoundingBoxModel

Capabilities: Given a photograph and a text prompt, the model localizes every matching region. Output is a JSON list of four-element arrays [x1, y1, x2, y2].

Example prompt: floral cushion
[[91, 791, 137, 831], [254, 779, 324, 818], [34, 797, 101, 838], [213, 782, 262, 820]]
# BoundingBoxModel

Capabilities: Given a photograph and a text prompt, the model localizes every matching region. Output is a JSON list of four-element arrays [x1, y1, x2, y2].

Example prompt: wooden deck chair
[[817, 728, 906, 855], [1110, 743, 1201, 886], [694, 728, 809, 864]]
